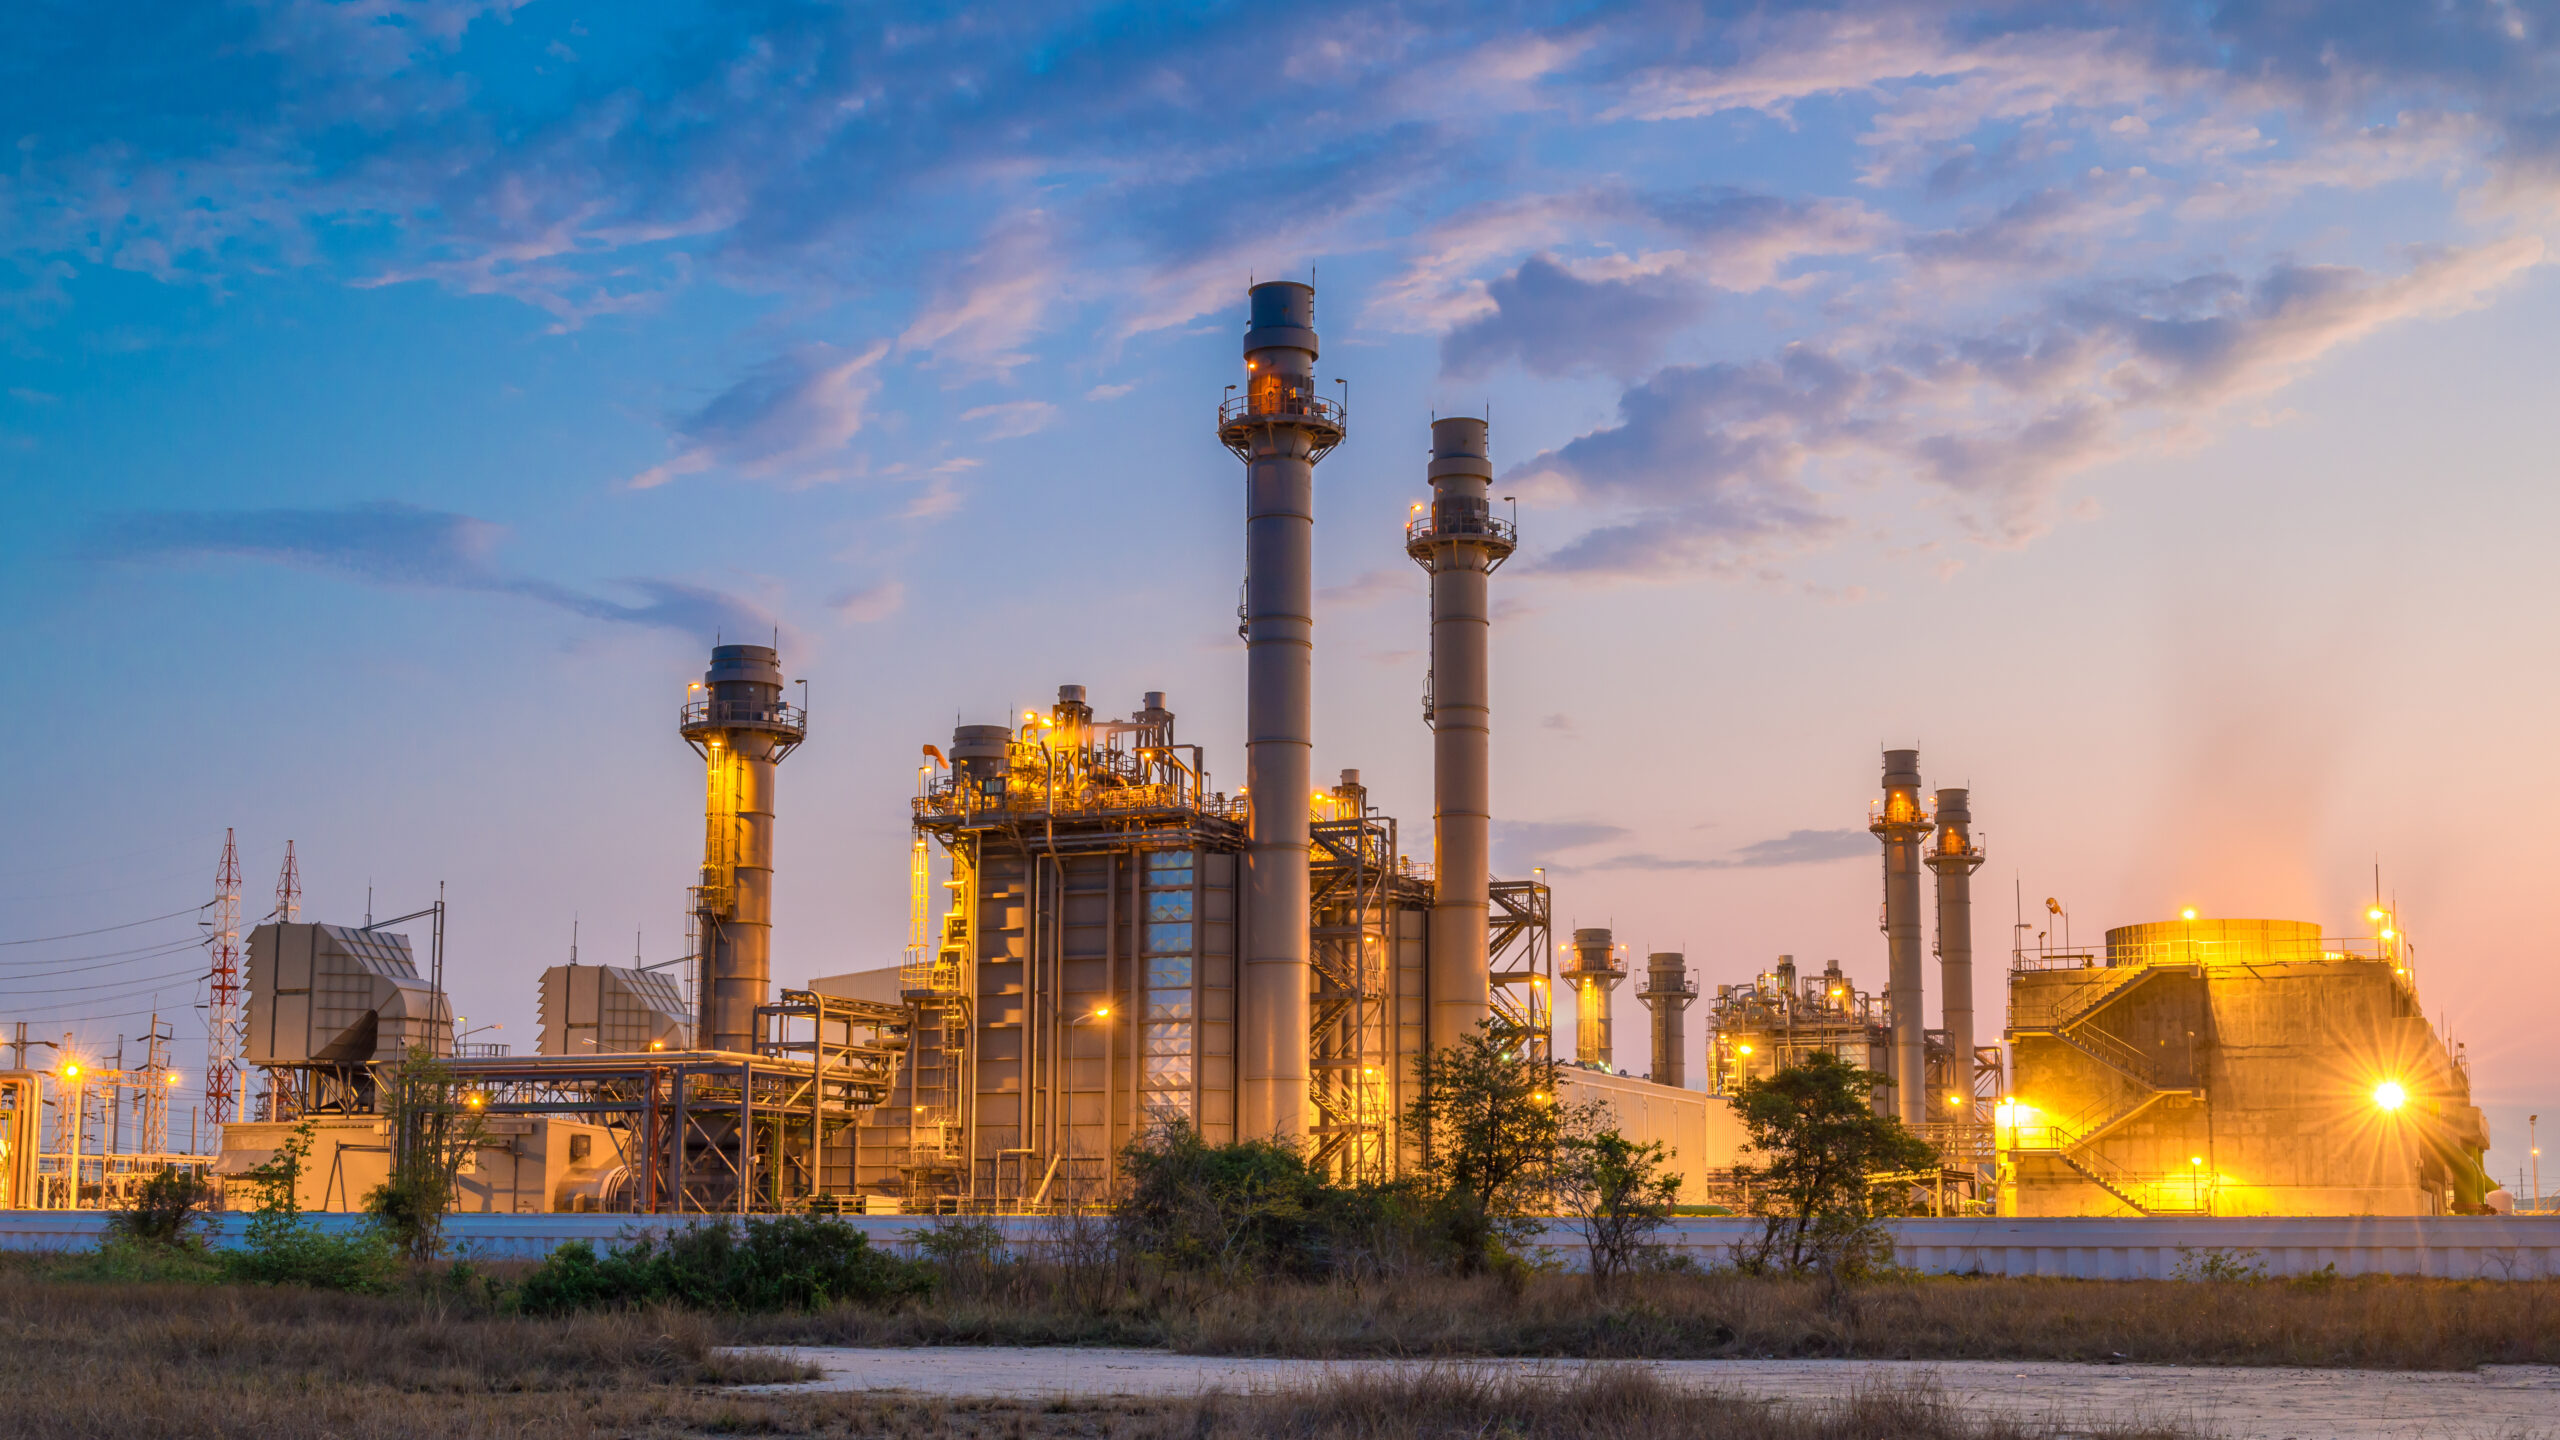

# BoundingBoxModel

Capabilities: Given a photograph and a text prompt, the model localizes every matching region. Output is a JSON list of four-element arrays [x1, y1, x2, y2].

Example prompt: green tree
[[1559, 1128, 1681, 1290], [1405, 1023, 1595, 1275], [1728, 1051, 1938, 1282], [363, 1046, 487, 1262]]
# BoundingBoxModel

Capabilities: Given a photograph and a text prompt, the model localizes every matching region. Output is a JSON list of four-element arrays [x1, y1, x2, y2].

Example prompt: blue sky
[[4, 1, 2556, 1185]]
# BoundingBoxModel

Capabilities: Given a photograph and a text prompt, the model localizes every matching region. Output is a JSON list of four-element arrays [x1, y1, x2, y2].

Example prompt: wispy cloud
[[630, 342, 887, 490], [88, 502, 768, 636]]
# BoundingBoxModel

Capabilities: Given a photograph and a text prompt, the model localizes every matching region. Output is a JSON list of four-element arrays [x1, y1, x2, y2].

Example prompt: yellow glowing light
[[1532, 1091, 1548, 1103], [2181, 907, 2197, 921], [2369, 908, 2386, 921], [1949, 1092, 1964, 1106], [1829, 987, 1844, 997], [2373, 1080, 2408, 1111], [165, 1071, 183, 1086], [466, 1093, 487, 1110], [60, 1063, 79, 1080], [2381, 928, 2395, 940], [2190, 1155, 2204, 1166], [1094, 1006, 1111, 1019], [649, 1040, 665, 1051], [1736, 1044, 1754, 1056]]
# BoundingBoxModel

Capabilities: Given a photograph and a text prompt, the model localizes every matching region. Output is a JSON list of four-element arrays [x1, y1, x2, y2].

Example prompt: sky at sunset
[[3, 2, 2554, 1186]]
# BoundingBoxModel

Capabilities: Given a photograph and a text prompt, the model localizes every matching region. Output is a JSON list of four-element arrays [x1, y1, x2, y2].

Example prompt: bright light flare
[[2372, 1080, 2408, 1111]]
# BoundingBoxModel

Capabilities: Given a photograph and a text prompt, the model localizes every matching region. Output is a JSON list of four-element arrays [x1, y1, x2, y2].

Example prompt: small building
[[1999, 917, 2490, 1217]]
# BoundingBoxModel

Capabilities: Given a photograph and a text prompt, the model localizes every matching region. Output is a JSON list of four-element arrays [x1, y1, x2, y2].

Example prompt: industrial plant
[[0, 283, 2496, 1222]]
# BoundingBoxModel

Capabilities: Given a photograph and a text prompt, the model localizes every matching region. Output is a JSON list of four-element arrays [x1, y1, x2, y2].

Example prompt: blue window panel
[[1147, 891, 1194, 923], [1147, 955, 1192, 989], [1145, 851, 1193, 874], [1146, 922, 1194, 956], [1145, 997, 1194, 1022]]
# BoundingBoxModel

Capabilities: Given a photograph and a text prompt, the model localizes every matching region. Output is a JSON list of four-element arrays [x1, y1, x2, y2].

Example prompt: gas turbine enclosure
[[245, 921, 448, 1067], [537, 963, 691, 1055]]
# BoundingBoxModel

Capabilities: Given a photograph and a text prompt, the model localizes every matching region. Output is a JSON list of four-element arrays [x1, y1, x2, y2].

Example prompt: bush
[[514, 1216, 934, 1315], [105, 1167, 212, 1250], [1115, 1122, 1337, 1278], [217, 1117, 401, 1293]]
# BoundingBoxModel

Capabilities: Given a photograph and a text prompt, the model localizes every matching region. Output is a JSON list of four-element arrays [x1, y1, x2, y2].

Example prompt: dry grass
[[725, 1267, 2560, 1370], [0, 1268, 2205, 1440]]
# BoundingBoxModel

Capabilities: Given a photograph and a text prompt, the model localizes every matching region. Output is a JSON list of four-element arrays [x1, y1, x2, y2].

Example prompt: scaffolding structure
[[1487, 879, 1555, 1060], [1307, 772, 1427, 1185], [441, 990, 904, 1214], [204, 829, 245, 1126]]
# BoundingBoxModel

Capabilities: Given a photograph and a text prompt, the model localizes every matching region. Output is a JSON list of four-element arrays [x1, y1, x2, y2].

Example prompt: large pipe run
[[1871, 749, 1930, 1125], [1219, 281, 1343, 1141], [1638, 951, 1697, 1089], [1407, 416, 1514, 1049], [681, 643, 805, 1053], [1927, 787, 1985, 1136]]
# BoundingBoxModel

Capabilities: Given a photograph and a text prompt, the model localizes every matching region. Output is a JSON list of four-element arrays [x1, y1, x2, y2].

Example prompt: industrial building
[[0, 280, 2496, 1220], [1999, 917, 2492, 1217]]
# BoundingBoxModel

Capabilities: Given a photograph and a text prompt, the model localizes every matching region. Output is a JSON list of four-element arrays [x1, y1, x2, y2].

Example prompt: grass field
[[722, 1264, 2560, 1371], [0, 1271, 2210, 1440]]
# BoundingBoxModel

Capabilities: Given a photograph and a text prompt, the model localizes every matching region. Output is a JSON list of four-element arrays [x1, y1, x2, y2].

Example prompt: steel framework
[[204, 829, 244, 1127]]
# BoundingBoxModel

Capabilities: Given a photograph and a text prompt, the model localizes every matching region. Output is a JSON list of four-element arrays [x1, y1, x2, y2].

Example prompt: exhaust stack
[[1562, 927, 1625, 1070], [1407, 416, 1514, 1048], [1928, 788, 1986, 1136], [681, 643, 806, 1053], [1870, 749, 1930, 1125], [1218, 280, 1344, 1141], [1638, 952, 1697, 1088]]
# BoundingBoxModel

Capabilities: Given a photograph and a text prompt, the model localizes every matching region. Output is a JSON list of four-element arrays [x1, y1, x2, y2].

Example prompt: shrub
[[1560, 1128, 1681, 1289], [1115, 1122, 1336, 1278], [362, 1047, 487, 1262], [217, 1118, 401, 1293], [514, 1216, 934, 1315], [105, 1166, 212, 1250]]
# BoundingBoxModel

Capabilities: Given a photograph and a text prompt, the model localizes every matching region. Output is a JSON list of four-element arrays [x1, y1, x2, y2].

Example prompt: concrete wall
[[7, 1209, 2557, 1277]]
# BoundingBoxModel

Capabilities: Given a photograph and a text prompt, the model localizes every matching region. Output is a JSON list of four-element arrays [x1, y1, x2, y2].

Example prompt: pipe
[[1408, 417, 1513, 1050], [1871, 749, 1930, 1126], [681, 644, 802, 1054], [1927, 787, 1985, 1138], [1637, 952, 1697, 1088], [1222, 280, 1343, 1142]]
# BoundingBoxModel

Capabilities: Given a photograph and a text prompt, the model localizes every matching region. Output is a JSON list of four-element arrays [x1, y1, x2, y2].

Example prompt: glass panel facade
[[1142, 850, 1196, 1121]]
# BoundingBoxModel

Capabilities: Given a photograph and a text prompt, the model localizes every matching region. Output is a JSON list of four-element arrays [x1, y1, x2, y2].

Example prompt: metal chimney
[[1927, 787, 1986, 1139], [1218, 280, 1344, 1141], [1561, 927, 1625, 1070], [1870, 749, 1930, 1126], [1637, 952, 1697, 1088], [1407, 416, 1514, 1049], [681, 643, 806, 1053]]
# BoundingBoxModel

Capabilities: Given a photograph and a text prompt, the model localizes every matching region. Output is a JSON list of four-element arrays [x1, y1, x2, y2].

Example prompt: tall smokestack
[[681, 643, 805, 1053], [1871, 749, 1930, 1125], [1219, 280, 1344, 1140], [1928, 788, 1985, 1138], [1638, 952, 1697, 1088], [1561, 927, 1624, 1070], [1408, 416, 1513, 1049]]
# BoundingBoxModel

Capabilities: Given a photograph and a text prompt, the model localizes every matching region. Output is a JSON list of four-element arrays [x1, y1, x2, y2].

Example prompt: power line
[[0, 963, 206, 999], [0, 936, 207, 971], [0, 903, 208, 947]]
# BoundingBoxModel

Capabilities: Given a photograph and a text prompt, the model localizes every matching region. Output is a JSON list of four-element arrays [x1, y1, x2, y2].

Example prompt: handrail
[[1405, 512, 1518, 547], [679, 699, 807, 734], [1219, 391, 1345, 428]]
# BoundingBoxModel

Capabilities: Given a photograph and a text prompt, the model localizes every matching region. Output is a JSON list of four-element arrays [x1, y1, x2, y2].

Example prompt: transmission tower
[[276, 840, 300, 922], [203, 829, 244, 1127]]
